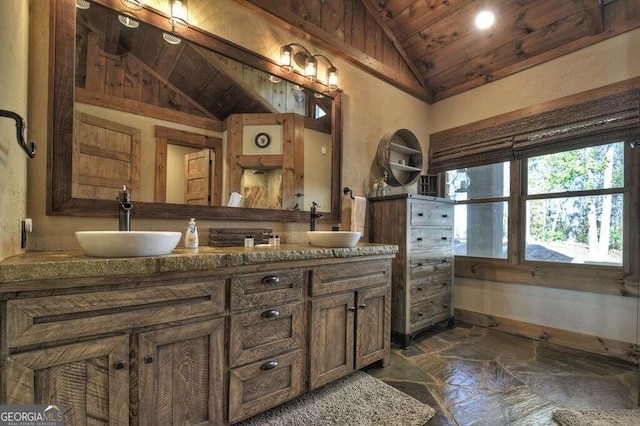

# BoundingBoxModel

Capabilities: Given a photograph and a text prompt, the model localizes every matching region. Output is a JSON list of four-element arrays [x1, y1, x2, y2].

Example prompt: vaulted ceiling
[[235, 0, 640, 103]]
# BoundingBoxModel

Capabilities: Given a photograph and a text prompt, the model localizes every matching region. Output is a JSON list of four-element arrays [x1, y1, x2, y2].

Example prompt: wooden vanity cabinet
[[308, 260, 391, 389], [1, 253, 395, 425]]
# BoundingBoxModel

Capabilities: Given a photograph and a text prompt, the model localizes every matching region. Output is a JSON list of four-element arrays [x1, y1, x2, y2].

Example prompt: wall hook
[[0, 109, 36, 158]]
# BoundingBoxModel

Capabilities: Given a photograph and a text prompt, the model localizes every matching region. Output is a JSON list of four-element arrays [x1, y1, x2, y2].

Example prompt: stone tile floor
[[364, 323, 639, 425]]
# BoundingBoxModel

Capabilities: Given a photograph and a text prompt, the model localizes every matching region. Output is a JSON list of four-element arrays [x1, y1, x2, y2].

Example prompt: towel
[[341, 195, 366, 236]]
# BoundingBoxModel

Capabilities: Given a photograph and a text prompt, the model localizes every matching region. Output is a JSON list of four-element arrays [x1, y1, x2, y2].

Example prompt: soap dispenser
[[184, 218, 199, 249]]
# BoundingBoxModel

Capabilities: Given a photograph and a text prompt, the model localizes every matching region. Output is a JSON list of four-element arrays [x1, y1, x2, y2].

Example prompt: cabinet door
[[5, 335, 129, 426], [138, 319, 225, 426], [309, 292, 355, 390], [356, 285, 391, 369]]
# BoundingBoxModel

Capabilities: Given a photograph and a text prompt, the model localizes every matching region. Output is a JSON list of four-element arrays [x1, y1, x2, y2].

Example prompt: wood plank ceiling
[[234, 0, 640, 103]]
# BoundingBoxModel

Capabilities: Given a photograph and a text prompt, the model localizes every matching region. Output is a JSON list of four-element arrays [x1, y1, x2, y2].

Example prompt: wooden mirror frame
[[48, 0, 342, 222]]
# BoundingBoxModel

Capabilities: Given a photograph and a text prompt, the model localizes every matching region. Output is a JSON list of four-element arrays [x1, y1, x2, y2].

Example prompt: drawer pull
[[416, 262, 423, 267], [416, 287, 423, 292], [416, 237, 423, 241], [261, 275, 280, 285], [417, 312, 424, 317], [358, 303, 367, 309], [113, 360, 126, 370], [443, 304, 449, 308], [442, 214, 448, 218], [260, 360, 279, 370], [144, 355, 154, 364], [441, 237, 448, 240], [442, 282, 448, 287], [417, 213, 424, 217], [348, 306, 357, 312], [261, 309, 281, 319]]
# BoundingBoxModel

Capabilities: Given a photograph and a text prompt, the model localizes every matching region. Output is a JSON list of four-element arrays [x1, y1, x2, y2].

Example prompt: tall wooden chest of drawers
[[369, 194, 454, 348]]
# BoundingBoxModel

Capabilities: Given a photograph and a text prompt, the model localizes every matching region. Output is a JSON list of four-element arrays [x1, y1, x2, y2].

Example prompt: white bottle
[[268, 234, 275, 246], [184, 218, 199, 249], [244, 235, 254, 248], [274, 235, 280, 246]]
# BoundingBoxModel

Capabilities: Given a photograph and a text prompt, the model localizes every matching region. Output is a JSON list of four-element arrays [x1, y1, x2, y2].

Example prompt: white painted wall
[[430, 28, 640, 344], [0, 0, 29, 261]]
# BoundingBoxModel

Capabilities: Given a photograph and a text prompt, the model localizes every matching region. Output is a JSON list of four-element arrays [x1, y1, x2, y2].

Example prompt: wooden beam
[[585, 0, 605, 34], [359, 0, 426, 88], [75, 88, 223, 132], [232, 0, 433, 103]]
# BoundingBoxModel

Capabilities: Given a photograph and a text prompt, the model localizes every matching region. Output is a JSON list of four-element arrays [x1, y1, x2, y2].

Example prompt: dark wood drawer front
[[311, 260, 391, 296], [231, 270, 303, 311], [409, 227, 452, 252], [229, 302, 304, 368], [7, 280, 225, 348], [410, 202, 453, 226], [409, 294, 452, 332], [228, 350, 303, 423]]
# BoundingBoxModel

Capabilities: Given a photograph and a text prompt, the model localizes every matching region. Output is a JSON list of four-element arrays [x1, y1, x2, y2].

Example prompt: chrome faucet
[[117, 185, 133, 231], [310, 201, 323, 231]]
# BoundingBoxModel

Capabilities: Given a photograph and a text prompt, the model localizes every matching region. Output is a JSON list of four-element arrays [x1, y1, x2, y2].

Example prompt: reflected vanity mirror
[[49, 0, 342, 222]]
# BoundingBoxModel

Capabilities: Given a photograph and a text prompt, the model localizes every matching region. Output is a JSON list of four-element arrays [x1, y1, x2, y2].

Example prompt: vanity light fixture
[[76, 0, 90, 9], [121, 0, 144, 11], [162, 32, 182, 45], [118, 15, 140, 28], [169, 0, 188, 28], [279, 43, 339, 90], [475, 10, 495, 30]]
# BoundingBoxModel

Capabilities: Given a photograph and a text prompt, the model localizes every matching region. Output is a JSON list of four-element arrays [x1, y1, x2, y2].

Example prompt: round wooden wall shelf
[[376, 129, 423, 187]]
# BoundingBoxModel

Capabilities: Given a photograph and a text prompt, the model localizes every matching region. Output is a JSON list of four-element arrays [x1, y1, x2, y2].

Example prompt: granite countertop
[[0, 243, 398, 284]]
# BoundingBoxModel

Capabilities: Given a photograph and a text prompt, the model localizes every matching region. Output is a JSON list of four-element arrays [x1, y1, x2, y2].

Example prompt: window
[[446, 142, 627, 267], [446, 163, 510, 259]]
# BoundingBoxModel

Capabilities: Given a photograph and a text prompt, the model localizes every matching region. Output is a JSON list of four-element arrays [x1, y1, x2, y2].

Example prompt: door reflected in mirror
[[71, 0, 336, 213]]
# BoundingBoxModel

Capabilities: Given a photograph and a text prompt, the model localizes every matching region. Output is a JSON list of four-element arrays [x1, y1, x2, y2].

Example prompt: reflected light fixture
[[304, 56, 317, 82], [121, 0, 144, 11], [76, 0, 90, 9], [268, 75, 282, 84], [475, 10, 495, 29], [118, 15, 140, 28], [279, 43, 339, 90], [162, 32, 182, 45], [169, 0, 189, 28]]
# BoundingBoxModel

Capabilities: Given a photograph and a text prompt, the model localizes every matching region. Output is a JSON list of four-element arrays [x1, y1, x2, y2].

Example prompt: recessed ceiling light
[[76, 0, 90, 9], [475, 10, 495, 30], [118, 15, 139, 28], [162, 33, 182, 45]]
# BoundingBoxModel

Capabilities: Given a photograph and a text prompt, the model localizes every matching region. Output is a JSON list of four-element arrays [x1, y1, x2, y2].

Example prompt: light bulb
[[475, 10, 495, 30], [280, 46, 293, 72]]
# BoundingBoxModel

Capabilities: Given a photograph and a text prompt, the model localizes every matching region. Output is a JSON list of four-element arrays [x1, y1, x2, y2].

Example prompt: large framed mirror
[[49, 0, 342, 222]]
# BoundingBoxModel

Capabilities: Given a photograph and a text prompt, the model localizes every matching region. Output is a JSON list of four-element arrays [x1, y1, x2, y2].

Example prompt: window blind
[[429, 79, 640, 173]]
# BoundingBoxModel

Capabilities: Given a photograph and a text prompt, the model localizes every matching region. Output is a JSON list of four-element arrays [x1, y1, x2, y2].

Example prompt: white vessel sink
[[307, 231, 361, 248], [75, 231, 182, 257]]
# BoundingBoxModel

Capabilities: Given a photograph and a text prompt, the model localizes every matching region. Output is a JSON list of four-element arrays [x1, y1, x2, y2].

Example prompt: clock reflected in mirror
[[255, 132, 271, 148]]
